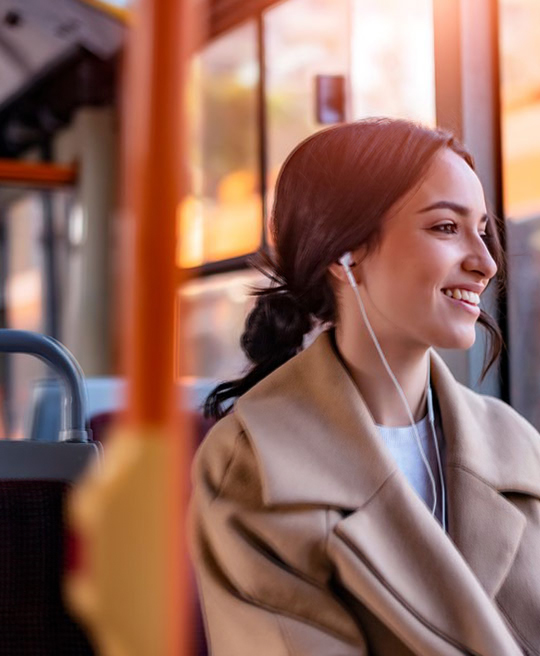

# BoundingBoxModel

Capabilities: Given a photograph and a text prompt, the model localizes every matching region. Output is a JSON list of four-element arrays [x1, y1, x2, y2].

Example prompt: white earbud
[[339, 251, 446, 531], [339, 252, 355, 268]]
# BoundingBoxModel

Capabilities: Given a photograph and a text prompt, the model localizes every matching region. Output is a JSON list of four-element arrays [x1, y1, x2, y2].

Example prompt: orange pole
[[121, 0, 190, 652], [0, 159, 77, 188], [123, 1, 183, 427]]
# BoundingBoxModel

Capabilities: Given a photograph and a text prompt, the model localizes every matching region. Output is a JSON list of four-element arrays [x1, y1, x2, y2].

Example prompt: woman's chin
[[433, 328, 477, 351]]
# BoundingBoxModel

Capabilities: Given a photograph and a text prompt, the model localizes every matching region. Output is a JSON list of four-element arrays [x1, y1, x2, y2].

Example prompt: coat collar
[[235, 329, 540, 653], [236, 329, 540, 509]]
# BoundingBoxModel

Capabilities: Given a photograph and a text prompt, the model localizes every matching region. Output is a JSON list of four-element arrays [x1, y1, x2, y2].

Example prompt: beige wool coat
[[189, 330, 540, 655]]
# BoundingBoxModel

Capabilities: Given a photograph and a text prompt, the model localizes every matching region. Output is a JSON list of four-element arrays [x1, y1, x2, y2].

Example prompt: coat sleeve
[[189, 415, 369, 656]]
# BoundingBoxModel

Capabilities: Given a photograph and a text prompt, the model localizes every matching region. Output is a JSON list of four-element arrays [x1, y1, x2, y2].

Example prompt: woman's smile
[[441, 289, 480, 316]]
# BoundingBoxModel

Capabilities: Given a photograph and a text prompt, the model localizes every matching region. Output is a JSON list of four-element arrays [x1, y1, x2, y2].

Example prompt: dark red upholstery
[[0, 480, 95, 655]]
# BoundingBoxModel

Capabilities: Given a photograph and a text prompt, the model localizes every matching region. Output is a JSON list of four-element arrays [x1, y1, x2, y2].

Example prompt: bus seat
[[0, 479, 96, 655], [23, 373, 216, 655]]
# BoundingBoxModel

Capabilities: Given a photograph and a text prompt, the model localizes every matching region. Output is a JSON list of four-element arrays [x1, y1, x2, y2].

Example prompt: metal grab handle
[[0, 330, 89, 442]]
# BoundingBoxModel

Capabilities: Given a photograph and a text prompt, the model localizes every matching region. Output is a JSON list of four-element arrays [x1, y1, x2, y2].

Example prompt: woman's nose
[[463, 234, 498, 281]]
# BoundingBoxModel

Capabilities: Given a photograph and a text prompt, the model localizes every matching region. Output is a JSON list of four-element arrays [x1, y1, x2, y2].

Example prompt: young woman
[[189, 119, 540, 655]]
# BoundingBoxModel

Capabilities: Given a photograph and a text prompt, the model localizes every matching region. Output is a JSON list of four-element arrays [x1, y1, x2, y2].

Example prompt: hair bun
[[241, 290, 312, 365]]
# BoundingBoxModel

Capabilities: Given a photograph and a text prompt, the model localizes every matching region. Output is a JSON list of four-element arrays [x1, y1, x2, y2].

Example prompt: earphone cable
[[342, 262, 438, 517]]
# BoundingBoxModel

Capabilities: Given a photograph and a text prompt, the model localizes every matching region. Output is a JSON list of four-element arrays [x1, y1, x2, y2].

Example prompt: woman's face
[[354, 147, 498, 351]]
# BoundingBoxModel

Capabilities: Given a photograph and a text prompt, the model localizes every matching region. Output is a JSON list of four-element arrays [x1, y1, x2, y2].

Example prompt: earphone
[[339, 251, 447, 532]]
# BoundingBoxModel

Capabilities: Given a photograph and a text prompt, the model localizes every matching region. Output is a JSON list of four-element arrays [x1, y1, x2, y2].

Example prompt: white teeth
[[442, 288, 480, 305]]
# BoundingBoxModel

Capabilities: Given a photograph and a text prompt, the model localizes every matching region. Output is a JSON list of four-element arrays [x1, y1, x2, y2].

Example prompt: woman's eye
[[432, 223, 456, 234], [432, 224, 490, 241]]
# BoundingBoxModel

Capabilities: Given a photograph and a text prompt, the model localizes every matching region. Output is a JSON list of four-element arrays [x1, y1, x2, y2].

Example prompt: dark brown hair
[[205, 118, 506, 419]]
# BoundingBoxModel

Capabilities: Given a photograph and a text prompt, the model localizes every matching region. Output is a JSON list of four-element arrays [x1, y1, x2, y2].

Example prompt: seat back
[[0, 440, 101, 654], [0, 441, 100, 480], [26, 377, 126, 442], [0, 479, 96, 655]]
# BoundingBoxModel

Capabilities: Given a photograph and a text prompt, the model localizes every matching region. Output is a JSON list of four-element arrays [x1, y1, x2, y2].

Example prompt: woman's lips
[[441, 291, 480, 315]]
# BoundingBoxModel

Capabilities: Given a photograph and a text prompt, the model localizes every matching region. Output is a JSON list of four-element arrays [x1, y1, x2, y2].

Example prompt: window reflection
[[264, 0, 435, 229], [264, 0, 350, 220], [500, 0, 540, 428], [500, 0, 540, 219], [351, 0, 435, 124], [177, 270, 265, 381], [179, 21, 262, 268]]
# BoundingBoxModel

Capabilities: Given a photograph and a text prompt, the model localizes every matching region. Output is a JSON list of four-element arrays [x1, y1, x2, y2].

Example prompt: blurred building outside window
[[350, 0, 435, 125], [499, 0, 540, 429], [178, 20, 262, 269], [265, 0, 435, 225], [264, 0, 350, 222], [177, 270, 265, 385]]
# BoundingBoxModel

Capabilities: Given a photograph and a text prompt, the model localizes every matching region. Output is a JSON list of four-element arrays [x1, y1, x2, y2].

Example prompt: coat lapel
[[328, 472, 524, 656], [235, 330, 540, 654], [431, 346, 538, 599]]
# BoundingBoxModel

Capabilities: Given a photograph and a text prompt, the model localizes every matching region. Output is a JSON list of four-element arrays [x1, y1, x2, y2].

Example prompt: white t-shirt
[[376, 410, 446, 529]]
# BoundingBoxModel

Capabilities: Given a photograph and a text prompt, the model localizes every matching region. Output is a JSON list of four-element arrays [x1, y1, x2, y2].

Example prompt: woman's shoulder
[[454, 383, 540, 478], [192, 410, 268, 505], [193, 412, 244, 483], [462, 383, 540, 438], [194, 338, 318, 467]]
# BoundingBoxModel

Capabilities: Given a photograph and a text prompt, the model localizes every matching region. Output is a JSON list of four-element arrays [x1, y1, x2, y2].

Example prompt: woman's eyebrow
[[418, 200, 488, 223]]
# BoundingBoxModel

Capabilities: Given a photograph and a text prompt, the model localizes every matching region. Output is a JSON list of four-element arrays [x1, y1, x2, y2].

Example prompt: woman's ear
[[328, 250, 361, 284], [328, 260, 350, 283]]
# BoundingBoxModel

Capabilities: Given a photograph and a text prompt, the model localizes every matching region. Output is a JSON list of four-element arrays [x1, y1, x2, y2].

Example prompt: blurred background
[[0, 0, 539, 436]]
